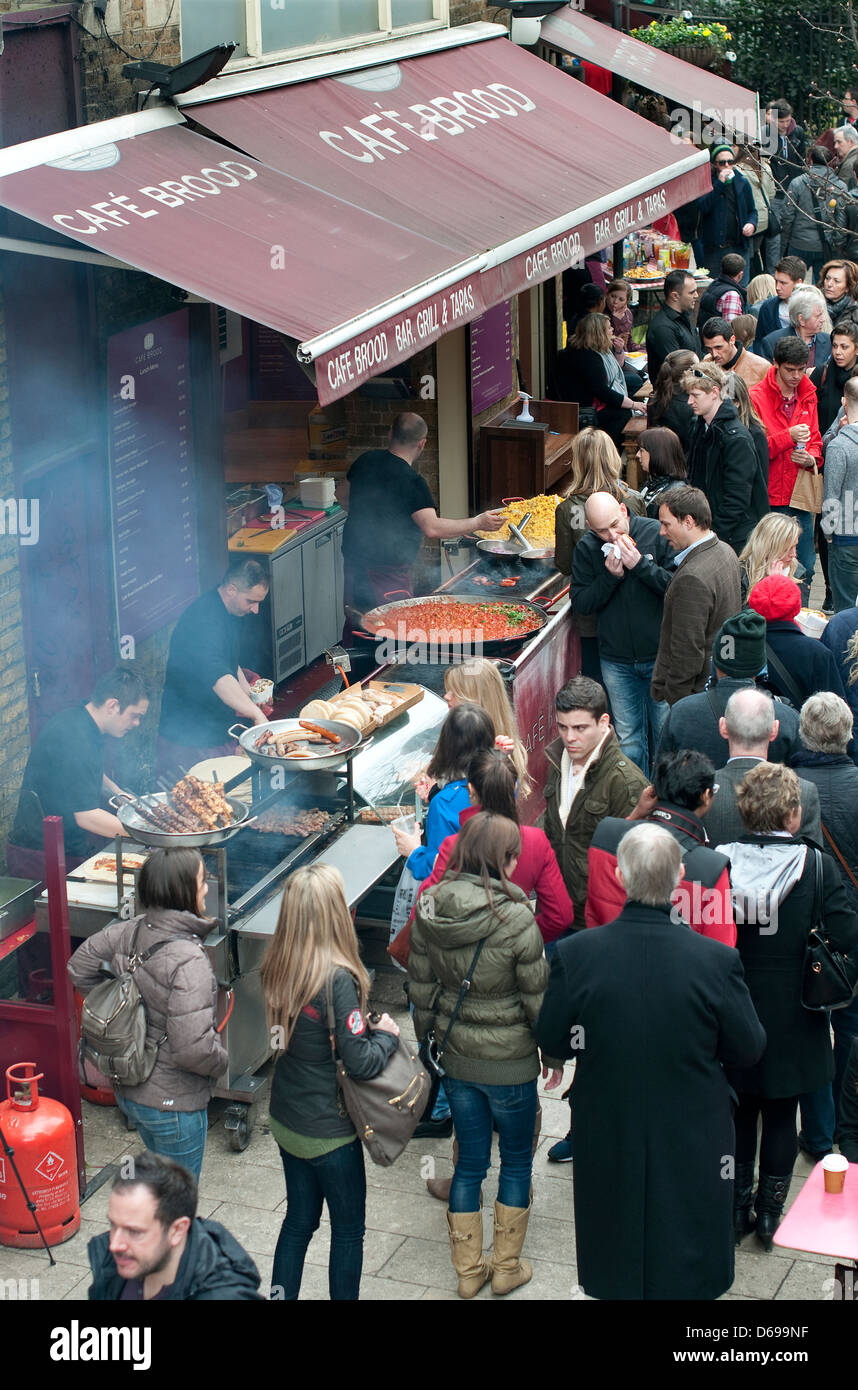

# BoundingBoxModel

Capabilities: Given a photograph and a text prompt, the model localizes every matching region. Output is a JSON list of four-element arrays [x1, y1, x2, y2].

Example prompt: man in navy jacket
[[698, 145, 757, 286]]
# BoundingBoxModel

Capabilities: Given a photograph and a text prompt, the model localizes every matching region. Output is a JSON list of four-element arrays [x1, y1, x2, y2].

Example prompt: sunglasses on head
[[689, 367, 712, 379]]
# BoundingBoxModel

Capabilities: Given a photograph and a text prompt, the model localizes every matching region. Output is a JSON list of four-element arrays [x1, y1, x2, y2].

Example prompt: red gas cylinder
[[0, 1062, 80, 1247]]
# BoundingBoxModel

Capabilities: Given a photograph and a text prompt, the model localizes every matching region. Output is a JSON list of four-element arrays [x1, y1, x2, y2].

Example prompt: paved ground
[[0, 955, 837, 1303]]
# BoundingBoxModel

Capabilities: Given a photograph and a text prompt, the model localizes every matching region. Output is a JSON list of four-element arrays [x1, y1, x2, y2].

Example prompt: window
[[180, 0, 448, 64]]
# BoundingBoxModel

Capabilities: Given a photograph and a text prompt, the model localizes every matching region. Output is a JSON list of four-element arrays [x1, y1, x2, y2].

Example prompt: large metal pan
[[475, 539, 556, 566], [110, 792, 254, 848], [229, 718, 362, 771], [356, 593, 549, 655]]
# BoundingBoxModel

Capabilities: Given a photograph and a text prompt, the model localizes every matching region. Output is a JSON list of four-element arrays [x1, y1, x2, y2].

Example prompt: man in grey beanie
[[655, 608, 801, 766]]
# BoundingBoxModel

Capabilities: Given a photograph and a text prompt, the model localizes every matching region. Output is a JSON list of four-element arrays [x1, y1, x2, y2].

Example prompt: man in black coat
[[684, 361, 769, 553], [752, 256, 808, 351], [88, 1152, 262, 1301], [535, 823, 765, 1301], [645, 269, 701, 384], [570, 492, 675, 775], [656, 609, 801, 766]]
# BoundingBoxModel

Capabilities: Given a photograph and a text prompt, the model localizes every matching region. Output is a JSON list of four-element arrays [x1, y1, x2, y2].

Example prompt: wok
[[229, 718, 363, 771], [355, 593, 549, 655], [110, 791, 254, 849]]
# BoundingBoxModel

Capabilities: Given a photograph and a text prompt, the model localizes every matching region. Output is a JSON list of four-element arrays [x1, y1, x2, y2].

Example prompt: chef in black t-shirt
[[338, 412, 504, 622], [7, 665, 149, 879], [157, 556, 270, 783]]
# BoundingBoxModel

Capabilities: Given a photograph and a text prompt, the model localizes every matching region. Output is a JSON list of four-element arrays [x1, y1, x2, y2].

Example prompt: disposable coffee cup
[[391, 813, 417, 837], [250, 678, 274, 706], [822, 1153, 849, 1194]]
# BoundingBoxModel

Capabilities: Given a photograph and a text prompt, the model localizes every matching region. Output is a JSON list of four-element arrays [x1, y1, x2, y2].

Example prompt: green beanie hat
[[711, 143, 735, 162], [712, 609, 766, 678]]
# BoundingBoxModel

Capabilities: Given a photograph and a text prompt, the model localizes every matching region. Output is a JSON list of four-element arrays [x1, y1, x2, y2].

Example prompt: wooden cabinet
[[478, 399, 578, 507]]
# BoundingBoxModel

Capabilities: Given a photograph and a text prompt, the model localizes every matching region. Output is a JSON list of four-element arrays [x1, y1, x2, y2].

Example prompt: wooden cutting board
[[325, 680, 424, 732]]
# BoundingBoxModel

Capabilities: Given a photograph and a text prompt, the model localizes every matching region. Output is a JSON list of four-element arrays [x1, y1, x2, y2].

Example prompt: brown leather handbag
[[325, 981, 431, 1167]]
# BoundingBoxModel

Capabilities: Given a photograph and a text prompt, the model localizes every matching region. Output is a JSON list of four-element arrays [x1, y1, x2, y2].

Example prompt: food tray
[[69, 850, 148, 883], [473, 495, 561, 543], [322, 680, 424, 734]]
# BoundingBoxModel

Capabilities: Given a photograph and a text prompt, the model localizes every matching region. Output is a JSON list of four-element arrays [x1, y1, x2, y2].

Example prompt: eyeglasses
[[689, 367, 711, 378], [715, 158, 735, 166]]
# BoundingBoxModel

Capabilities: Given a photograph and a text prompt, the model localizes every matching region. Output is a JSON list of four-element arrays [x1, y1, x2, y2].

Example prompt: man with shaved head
[[706, 687, 822, 846], [570, 491, 676, 775]]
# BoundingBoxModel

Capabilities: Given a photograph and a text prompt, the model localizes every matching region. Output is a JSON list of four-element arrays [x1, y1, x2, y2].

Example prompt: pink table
[[774, 1161, 858, 1260]]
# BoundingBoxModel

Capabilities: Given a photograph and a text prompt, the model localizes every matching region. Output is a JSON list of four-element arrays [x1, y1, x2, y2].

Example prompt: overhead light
[[123, 43, 237, 99]]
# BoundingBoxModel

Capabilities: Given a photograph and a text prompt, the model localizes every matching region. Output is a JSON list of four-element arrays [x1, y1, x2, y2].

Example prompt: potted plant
[[630, 17, 735, 70]]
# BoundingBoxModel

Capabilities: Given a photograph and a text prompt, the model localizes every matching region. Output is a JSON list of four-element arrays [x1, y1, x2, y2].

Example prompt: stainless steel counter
[[234, 825, 400, 939]]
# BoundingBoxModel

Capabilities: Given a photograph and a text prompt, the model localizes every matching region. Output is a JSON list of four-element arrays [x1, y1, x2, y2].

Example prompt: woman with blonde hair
[[739, 512, 801, 592], [553, 313, 644, 445], [444, 658, 531, 798], [262, 863, 400, 1300], [747, 273, 776, 313], [555, 428, 644, 680]]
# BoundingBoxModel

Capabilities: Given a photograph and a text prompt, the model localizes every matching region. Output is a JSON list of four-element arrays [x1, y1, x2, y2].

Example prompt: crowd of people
[[62, 92, 858, 1308]]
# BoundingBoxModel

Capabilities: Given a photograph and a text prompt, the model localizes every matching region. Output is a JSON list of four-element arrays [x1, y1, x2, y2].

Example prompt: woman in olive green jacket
[[410, 812, 562, 1300]]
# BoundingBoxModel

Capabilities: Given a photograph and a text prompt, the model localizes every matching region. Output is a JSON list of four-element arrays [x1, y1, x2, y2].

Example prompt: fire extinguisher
[[0, 1062, 80, 1250]]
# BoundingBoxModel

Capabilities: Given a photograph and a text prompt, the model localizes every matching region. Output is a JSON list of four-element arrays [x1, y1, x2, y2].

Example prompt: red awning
[[539, 7, 759, 143], [0, 35, 710, 403]]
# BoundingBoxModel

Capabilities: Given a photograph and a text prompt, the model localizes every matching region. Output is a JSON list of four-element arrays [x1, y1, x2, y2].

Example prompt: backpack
[[79, 921, 170, 1087]]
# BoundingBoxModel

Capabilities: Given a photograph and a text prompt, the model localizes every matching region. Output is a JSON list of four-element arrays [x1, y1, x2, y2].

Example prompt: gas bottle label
[[35, 1151, 66, 1184]]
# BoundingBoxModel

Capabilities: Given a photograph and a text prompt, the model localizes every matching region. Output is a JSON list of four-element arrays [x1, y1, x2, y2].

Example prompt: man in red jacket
[[750, 336, 823, 593], [585, 749, 735, 946]]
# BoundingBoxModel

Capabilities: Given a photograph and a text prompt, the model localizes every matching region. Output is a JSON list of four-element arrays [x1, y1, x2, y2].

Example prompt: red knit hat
[[747, 575, 802, 623]]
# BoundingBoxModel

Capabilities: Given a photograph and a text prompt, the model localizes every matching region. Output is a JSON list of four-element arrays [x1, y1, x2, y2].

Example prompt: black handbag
[[801, 849, 858, 1011], [418, 939, 485, 1114]]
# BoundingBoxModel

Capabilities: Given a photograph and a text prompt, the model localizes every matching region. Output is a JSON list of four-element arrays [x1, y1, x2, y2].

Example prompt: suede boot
[[447, 1209, 492, 1298], [733, 1160, 757, 1244], [491, 1199, 533, 1295], [755, 1171, 792, 1251], [427, 1139, 457, 1202]]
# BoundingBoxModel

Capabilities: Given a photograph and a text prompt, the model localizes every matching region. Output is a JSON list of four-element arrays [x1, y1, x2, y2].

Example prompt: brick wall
[[76, 0, 181, 124], [451, 1, 505, 26]]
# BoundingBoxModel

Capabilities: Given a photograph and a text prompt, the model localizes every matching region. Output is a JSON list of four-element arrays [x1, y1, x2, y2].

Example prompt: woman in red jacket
[[749, 336, 823, 589], [390, 749, 573, 970]]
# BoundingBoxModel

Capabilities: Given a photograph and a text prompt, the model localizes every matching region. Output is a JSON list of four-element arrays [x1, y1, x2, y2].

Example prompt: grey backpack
[[79, 922, 170, 1086]]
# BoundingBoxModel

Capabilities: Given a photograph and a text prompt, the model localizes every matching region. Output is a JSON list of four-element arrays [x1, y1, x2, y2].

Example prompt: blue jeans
[[800, 991, 858, 1150], [272, 1139, 366, 1300], [829, 544, 858, 613], [600, 657, 668, 778], [773, 505, 816, 584], [116, 1098, 207, 1181], [445, 1077, 537, 1213]]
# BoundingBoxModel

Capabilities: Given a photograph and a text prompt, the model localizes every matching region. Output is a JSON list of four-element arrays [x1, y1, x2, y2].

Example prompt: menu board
[[108, 309, 199, 644], [470, 300, 513, 416]]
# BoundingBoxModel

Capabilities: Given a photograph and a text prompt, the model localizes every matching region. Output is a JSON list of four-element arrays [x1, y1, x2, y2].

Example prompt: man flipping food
[[7, 665, 149, 878], [156, 556, 269, 784]]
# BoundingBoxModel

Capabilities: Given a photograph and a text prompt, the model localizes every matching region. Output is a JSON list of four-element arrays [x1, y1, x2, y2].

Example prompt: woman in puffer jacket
[[68, 848, 227, 1180], [409, 812, 563, 1300]]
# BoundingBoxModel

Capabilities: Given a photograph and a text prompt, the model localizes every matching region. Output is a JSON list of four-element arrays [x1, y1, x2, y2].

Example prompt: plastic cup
[[391, 813, 416, 838], [822, 1153, 849, 1193]]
